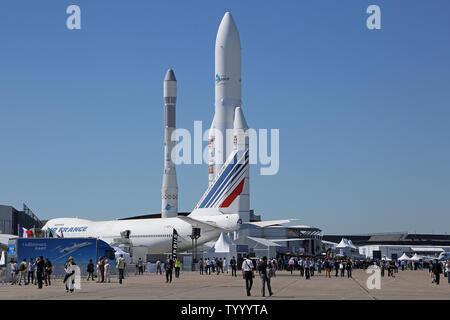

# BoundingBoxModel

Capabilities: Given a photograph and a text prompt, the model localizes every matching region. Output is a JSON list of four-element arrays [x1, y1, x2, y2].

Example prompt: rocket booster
[[162, 69, 178, 218]]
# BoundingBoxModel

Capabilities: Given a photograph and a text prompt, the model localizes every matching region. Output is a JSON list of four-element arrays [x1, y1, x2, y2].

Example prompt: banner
[[171, 229, 178, 260]]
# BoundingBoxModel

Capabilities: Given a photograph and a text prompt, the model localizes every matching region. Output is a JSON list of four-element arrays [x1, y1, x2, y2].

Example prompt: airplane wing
[[243, 219, 299, 228], [177, 216, 234, 232], [0, 234, 17, 247]]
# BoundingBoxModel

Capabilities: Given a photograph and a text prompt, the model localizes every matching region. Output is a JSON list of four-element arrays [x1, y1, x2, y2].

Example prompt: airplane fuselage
[[43, 213, 238, 253]]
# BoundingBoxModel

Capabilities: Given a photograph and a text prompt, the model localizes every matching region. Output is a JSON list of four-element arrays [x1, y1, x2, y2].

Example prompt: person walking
[[44, 258, 52, 286], [271, 258, 277, 277], [304, 258, 310, 280], [137, 258, 144, 275], [339, 260, 345, 278], [206, 258, 211, 275], [258, 256, 273, 297], [165, 255, 174, 283], [36, 256, 45, 289], [9, 259, 18, 285], [324, 259, 331, 278], [230, 256, 237, 277], [116, 254, 126, 284], [156, 259, 162, 275], [27, 258, 35, 285], [199, 259, 204, 275], [223, 257, 228, 273], [87, 259, 95, 281], [242, 255, 254, 296], [432, 259, 443, 285], [445, 260, 450, 284], [298, 258, 304, 277], [18, 259, 27, 285], [310, 259, 315, 277], [63, 256, 76, 293], [174, 257, 181, 278], [346, 259, 352, 278], [104, 259, 111, 283], [288, 257, 294, 274], [97, 257, 105, 283], [219, 258, 224, 274]]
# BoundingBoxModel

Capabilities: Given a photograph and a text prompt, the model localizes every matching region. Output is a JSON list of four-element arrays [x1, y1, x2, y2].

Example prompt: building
[[323, 232, 450, 260], [236, 221, 322, 257], [0, 204, 42, 235]]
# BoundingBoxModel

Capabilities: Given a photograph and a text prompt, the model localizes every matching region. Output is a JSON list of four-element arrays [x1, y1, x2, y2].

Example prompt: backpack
[[19, 263, 25, 272]]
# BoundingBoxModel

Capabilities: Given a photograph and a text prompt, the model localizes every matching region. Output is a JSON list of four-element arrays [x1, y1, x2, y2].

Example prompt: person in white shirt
[[9, 260, 18, 285], [242, 255, 254, 296], [104, 259, 111, 283], [206, 258, 211, 275], [288, 257, 295, 274]]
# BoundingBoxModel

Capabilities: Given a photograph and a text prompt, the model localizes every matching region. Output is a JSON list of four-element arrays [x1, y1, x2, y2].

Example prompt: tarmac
[[0, 269, 448, 300]]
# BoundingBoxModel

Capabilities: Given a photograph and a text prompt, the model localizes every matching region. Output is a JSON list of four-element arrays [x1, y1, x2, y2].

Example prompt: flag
[[21, 227, 32, 238], [56, 229, 64, 238]]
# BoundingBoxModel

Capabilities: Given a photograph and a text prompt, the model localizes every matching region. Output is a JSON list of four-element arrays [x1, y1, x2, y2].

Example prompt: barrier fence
[[0, 263, 190, 285]]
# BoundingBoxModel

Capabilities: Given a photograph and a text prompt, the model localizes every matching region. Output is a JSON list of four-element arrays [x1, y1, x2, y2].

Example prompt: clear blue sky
[[0, 1, 449, 234]]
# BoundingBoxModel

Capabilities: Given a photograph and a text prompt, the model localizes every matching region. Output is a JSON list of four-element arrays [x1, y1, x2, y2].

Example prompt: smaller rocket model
[[161, 69, 178, 218]]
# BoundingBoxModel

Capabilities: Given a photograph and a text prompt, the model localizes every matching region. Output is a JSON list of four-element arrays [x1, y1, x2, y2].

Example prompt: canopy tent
[[336, 238, 357, 249], [113, 247, 131, 264], [410, 254, 422, 261], [381, 256, 392, 261], [398, 253, 411, 261], [347, 240, 357, 250], [207, 232, 235, 254], [0, 251, 5, 265]]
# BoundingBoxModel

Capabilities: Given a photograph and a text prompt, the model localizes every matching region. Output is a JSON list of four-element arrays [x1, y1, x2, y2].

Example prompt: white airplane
[[56, 241, 92, 254], [53, 241, 92, 261], [42, 151, 245, 254]]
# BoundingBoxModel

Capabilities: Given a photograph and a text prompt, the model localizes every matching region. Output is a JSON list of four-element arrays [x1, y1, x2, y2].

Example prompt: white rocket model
[[203, 12, 250, 222], [161, 69, 178, 218]]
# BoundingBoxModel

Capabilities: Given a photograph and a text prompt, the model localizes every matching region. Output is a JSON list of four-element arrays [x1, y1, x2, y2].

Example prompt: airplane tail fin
[[190, 149, 248, 217]]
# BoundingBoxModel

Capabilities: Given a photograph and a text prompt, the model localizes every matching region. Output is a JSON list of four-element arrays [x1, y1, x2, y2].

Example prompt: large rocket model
[[161, 69, 178, 218], [207, 12, 250, 222], [209, 12, 242, 180]]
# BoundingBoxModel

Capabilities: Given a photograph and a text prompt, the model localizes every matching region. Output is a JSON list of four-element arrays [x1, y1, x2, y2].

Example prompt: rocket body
[[162, 69, 178, 218], [207, 12, 250, 222], [213, 12, 242, 176]]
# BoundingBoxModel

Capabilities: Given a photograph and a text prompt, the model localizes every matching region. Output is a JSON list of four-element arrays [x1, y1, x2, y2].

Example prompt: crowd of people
[[5, 253, 449, 297], [8, 256, 52, 288], [6, 253, 128, 292]]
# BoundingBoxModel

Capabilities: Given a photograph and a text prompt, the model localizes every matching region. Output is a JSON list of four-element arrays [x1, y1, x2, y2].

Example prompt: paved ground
[[0, 270, 448, 300]]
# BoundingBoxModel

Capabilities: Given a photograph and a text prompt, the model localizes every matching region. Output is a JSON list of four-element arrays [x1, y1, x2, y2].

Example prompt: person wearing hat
[[63, 256, 76, 293]]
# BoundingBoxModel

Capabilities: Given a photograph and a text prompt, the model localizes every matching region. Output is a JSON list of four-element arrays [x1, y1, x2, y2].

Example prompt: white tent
[[398, 253, 411, 261], [113, 247, 131, 264], [381, 256, 392, 261], [347, 240, 358, 250], [336, 238, 351, 249], [410, 254, 422, 261], [0, 251, 5, 265], [212, 233, 235, 253]]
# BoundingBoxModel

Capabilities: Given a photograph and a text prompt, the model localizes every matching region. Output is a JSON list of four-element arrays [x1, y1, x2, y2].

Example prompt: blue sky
[[0, 1, 449, 234]]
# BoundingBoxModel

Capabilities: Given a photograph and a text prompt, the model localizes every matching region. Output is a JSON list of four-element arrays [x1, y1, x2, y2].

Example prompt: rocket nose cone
[[233, 107, 248, 130], [216, 12, 241, 48], [164, 69, 176, 81]]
